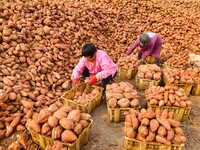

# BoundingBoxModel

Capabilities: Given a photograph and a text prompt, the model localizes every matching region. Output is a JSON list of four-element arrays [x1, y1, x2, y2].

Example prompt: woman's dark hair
[[82, 43, 97, 57]]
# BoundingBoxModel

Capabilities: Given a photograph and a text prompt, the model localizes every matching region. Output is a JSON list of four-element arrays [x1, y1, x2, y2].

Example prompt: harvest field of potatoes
[[0, 0, 200, 149]]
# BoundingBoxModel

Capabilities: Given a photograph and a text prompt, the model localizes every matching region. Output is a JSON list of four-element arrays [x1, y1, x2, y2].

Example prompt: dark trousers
[[82, 68, 116, 93]]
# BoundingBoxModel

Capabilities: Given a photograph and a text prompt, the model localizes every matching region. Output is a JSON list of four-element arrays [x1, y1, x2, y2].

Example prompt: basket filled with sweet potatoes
[[117, 54, 140, 80], [61, 83, 103, 114], [106, 82, 140, 123], [124, 108, 185, 150], [26, 102, 93, 150], [162, 68, 195, 96], [145, 86, 192, 122], [136, 64, 161, 90]]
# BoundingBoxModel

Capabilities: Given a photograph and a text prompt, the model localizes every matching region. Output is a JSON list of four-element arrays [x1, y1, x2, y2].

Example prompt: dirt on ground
[[0, 78, 200, 150]]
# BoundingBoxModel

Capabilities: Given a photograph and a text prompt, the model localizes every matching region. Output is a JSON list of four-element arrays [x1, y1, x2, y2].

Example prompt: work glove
[[89, 76, 97, 85], [72, 78, 79, 87]]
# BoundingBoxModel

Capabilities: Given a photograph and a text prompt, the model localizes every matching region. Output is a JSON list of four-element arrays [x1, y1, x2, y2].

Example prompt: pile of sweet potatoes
[[125, 108, 186, 145], [69, 87, 101, 105], [106, 82, 139, 108], [164, 50, 194, 68], [116, 54, 140, 69], [136, 64, 161, 81], [163, 68, 195, 84], [145, 86, 192, 107], [26, 102, 91, 143]]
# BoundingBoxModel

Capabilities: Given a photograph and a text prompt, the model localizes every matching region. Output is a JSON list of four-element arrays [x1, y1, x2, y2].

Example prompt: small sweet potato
[[61, 130, 77, 142], [117, 98, 130, 108], [48, 116, 58, 128], [51, 126, 63, 140], [80, 113, 91, 121], [156, 115, 171, 131], [37, 108, 52, 123], [157, 126, 167, 136], [79, 120, 89, 128], [125, 127, 136, 138], [156, 135, 171, 145], [138, 125, 148, 137], [167, 119, 179, 127], [74, 123, 83, 135], [141, 118, 149, 126], [167, 129, 175, 141], [60, 118, 74, 130], [172, 135, 186, 144], [174, 127, 184, 135], [67, 110, 81, 123], [150, 119, 159, 132], [146, 129, 155, 142], [41, 123, 51, 135]]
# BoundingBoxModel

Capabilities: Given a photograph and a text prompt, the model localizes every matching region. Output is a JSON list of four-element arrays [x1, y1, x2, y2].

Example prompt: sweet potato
[[156, 135, 171, 145], [125, 127, 136, 138], [79, 120, 89, 128], [117, 98, 130, 108], [131, 116, 139, 129], [67, 110, 81, 123], [48, 103, 58, 113], [26, 119, 41, 133], [167, 119, 179, 127], [52, 126, 63, 140], [156, 115, 171, 131], [157, 126, 167, 136], [53, 108, 67, 120], [80, 113, 91, 121], [74, 123, 83, 135], [164, 91, 169, 104], [112, 93, 125, 100], [172, 135, 186, 144], [41, 123, 51, 135], [37, 108, 52, 123], [21, 100, 34, 109], [60, 118, 74, 130], [141, 118, 149, 126], [48, 116, 58, 128], [108, 98, 117, 108], [167, 129, 175, 141], [174, 127, 184, 135], [130, 99, 139, 107], [138, 125, 148, 137], [146, 129, 155, 142], [161, 109, 168, 119], [61, 130, 77, 142]]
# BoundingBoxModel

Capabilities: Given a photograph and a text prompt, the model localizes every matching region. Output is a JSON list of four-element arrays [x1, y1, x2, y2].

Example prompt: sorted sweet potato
[[74, 123, 83, 135], [156, 135, 171, 145], [61, 130, 77, 142], [48, 116, 58, 128], [59, 118, 74, 130], [67, 110, 81, 123]]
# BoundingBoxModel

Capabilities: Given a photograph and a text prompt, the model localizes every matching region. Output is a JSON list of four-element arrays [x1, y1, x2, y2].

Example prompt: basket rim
[[147, 102, 192, 109], [125, 136, 184, 147]]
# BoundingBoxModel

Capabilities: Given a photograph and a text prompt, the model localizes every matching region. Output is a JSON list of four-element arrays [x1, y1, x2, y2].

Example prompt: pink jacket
[[71, 50, 117, 80], [126, 32, 162, 59]]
